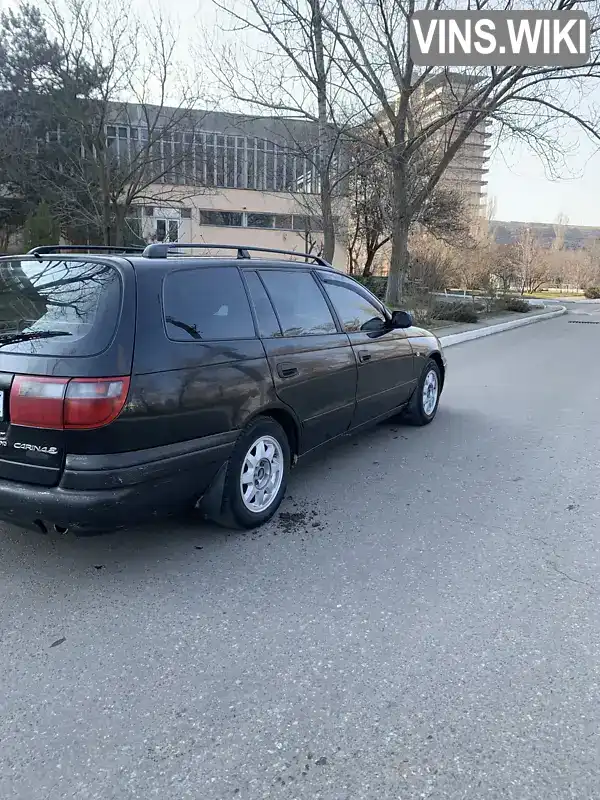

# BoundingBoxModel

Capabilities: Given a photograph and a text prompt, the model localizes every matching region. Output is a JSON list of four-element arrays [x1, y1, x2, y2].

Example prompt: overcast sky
[[3, 0, 599, 227]]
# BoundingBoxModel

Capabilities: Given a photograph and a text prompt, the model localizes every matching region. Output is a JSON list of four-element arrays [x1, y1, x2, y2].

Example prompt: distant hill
[[490, 220, 600, 250]]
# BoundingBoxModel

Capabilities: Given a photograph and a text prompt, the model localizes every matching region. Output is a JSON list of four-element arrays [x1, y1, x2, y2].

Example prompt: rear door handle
[[357, 350, 372, 363], [277, 362, 299, 379]]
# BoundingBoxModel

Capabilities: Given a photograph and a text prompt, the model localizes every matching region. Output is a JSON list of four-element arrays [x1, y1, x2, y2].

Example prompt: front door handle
[[357, 350, 372, 363], [277, 362, 299, 379]]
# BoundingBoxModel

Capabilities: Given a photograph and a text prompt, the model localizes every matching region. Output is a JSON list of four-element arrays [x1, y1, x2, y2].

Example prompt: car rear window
[[0, 259, 122, 356]]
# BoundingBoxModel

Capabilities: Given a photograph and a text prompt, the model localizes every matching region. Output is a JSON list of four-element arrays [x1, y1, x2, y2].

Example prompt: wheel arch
[[428, 350, 445, 390], [245, 404, 300, 460]]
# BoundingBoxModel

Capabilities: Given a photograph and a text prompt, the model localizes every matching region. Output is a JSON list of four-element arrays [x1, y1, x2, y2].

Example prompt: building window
[[200, 211, 243, 227], [235, 137, 246, 188], [194, 134, 205, 184], [247, 213, 274, 228], [274, 215, 293, 230], [205, 134, 216, 187], [292, 215, 310, 231], [216, 135, 226, 187], [285, 152, 296, 191], [256, 139, 266, 190], [275, 145, 285, 191], [265, 141, 275, 191], [248, 138, 256, 189], [155, 218, 180, 242], [226, 136, 236, 187]]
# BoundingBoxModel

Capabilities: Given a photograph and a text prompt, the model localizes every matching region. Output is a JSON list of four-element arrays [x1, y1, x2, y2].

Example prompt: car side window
[[243, 271, 282, 338], [163, 266, 255, 341], [322, 279, 386, 333], [259, 270, 336, 337]]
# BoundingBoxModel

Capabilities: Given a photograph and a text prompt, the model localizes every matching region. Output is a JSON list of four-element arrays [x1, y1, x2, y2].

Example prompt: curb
[[538, 297, 600, 304], [440, 305, 567, 348]]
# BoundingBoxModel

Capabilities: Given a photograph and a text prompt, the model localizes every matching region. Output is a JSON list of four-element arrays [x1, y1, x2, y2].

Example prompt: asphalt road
[[2, 304, 600, 800]]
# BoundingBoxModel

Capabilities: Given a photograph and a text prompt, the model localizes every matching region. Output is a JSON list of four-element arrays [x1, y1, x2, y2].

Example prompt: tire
[[401, 358, 442, 426], [221, 416, 291, 529]]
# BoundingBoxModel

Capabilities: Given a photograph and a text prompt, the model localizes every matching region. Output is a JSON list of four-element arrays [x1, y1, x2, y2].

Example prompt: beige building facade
[[104, 107, 348, 268], [104, 91, 488, 273], [133, 185, 347, 268]]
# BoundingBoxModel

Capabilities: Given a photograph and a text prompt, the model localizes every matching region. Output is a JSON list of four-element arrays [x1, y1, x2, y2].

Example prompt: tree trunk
[[363, 250, 375, 277], [320, 169, 335, 263], [102, 209, 111, 245], [311, 0, 335, 264], [385, 161, 410, 307], [113, 203, 126, 247], [101, 186, 111, 246]]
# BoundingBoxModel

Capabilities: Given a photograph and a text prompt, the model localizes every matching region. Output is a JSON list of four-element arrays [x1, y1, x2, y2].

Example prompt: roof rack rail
[[141, 242, 334, 268], [27, 244, 146, 257]]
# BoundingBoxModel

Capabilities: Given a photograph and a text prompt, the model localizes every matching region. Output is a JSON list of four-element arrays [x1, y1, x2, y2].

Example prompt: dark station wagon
[[0, 243, 447, 534]]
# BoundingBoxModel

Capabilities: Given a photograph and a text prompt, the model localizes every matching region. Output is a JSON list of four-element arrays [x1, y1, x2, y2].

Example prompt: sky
[[2, 0, 599, 227], [487, 124, 600, 226]]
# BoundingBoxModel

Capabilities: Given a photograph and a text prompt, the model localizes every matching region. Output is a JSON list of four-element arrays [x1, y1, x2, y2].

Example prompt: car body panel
[[405, 326, 448, 382], [261, 334, 357, 453], [346, 328, 416, 427], [0, 255, 137, 487]]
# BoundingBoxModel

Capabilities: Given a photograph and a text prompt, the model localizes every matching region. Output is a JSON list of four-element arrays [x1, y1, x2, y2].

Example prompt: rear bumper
[[0, 431, 237, 534]]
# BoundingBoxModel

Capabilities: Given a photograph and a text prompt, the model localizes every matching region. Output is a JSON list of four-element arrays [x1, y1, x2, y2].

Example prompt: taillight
[[64, 377, 130, 430], [11, 376, 68, 429], [10, 376, 130, 430]]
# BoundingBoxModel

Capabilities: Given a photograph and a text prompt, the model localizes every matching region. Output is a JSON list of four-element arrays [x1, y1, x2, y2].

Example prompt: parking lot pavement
[[2, 308, 600, 800]]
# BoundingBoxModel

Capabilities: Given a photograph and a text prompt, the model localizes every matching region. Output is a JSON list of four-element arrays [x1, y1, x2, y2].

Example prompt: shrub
[[584, 286, 600, 299], [501, 297, 531, 313], [431, 301, 479, 323]]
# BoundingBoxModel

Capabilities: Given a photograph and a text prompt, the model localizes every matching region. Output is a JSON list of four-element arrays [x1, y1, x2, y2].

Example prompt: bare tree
[[583, 238, 600, 288], [560, 248, 600, 291], [514, 226, 550, 294], [416, 187, 472, 247], [409, 235, 459, 291], [208, 0, 349, 263], [345, 137, 392, 275], [553, 212, 569, 251], [37, 0, 208, 246], [345, 131, 471, 277], [235, 0, 600, 305], [490, 243, 519, 294]]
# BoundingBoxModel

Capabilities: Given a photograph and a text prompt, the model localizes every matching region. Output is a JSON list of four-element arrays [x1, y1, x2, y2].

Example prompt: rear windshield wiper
[[0, 330, 73, 346], [165, 316, 202, 340]]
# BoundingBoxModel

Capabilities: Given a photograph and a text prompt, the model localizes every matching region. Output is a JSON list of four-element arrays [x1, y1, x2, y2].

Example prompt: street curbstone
[[440, 305, 567, 348]]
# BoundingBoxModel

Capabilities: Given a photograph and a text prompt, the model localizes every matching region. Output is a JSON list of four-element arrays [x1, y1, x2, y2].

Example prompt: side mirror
[[390, 310, 413, 329]]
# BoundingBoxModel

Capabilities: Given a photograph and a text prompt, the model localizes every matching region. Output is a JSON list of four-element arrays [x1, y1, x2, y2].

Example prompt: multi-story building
[[414, 72, 492, 219], [102, 105, 347, 267], [10, 86, 490, 270]]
